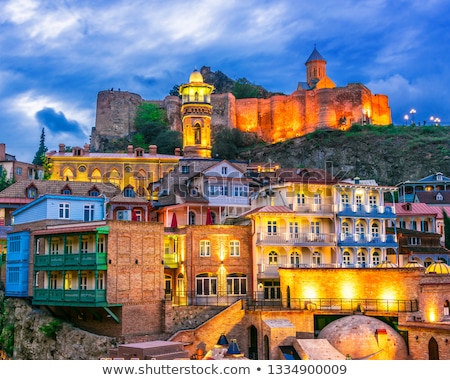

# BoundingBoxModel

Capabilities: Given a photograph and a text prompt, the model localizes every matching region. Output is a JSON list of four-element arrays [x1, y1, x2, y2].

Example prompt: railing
[[33, 288, 107, 305], [257, 232, 334, 245], [166, 291, 419, 313], [244, 296, 419, 313], [34, 252, 107, 268], [337, 204, 396, 217], [291, 203, 334, 214], [338, 233, 397, 246]]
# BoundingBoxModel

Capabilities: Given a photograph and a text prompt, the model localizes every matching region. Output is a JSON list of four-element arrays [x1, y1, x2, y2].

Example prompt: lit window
[[226, 273, 246, 295], [290, 251, 301, 266], [267, 221, 277, 236], [230, 240, 240, 256], [196, 274, 217, 296], [296, 193, 305, 204], [200, 240, 210, 257], [268, 251, 278, 265]]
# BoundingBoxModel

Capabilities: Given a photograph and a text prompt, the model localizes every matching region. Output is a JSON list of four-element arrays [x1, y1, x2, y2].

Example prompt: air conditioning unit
[[117, 210, 132, 221]]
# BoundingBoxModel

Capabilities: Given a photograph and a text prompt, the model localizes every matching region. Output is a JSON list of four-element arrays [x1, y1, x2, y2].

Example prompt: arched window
[[342, 221, 350, 236], [312, 251, 321, 266], [189, 211, 196, 225], [290, 251, 301, 267], [444, 300, 449, 316], [91, 168, 102, 183], [371, 223, 379, 237], [372, 251, 380, 266], [194, 124, 201, 144], [357, 251, 366, 267], [428, 337, 439, 360], [268, 251, 278, 265], [343, 251, 351, 266]]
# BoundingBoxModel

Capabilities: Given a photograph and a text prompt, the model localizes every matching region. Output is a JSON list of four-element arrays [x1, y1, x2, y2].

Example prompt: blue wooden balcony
[[337, 204, 396, 218], [338, 233, 397, 248], [34, 252, 107, 270], [32, 288, 108, 307]]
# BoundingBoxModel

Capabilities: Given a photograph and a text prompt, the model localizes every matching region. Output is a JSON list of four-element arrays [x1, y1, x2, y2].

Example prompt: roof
[[387, 202, 438, 216], [0, 180, 120, 199], [305, 46, 326, 63], [243, 205, 294, 217], [415, 190, 450, 204]]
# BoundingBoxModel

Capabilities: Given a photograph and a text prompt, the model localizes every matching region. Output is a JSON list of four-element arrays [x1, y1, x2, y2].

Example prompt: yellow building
[[46, 143, 180, 193]]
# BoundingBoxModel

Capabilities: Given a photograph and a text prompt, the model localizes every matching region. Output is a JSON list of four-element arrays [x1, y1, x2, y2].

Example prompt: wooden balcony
[[32, 288, 108, 307]]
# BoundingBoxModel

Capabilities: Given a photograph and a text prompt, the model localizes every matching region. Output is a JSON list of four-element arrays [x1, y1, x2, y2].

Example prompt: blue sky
[[1, 0, 449, 163]]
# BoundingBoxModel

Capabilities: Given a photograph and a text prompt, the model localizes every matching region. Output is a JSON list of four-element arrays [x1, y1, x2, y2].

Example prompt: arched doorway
[[428, 337, 439, 360], [248, 325, 258, 360]]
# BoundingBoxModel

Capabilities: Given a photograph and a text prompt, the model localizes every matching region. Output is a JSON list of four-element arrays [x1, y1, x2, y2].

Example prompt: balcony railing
[[33, 288, 107, 306], [338, 233, 397, 246], [337, 204, 396, 217], [257, 232, 334, 245], [290, 203, 334, 214], [244, 296, 419, 313], [34, 252, 107, 268]]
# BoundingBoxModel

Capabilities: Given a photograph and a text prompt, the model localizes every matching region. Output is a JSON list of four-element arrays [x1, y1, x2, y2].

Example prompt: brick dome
[[318, 315, 408, 360]]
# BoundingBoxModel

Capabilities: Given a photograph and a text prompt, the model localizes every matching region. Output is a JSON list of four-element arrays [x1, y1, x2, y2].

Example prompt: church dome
[[426, 260, 450, 274], [404, 260, 424, 268], [318, 315, 408, 360], [189, 69, 204, 83]]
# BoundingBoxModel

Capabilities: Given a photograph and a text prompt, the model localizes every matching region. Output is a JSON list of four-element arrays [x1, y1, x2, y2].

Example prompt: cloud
[[35, 107, 85, 138]]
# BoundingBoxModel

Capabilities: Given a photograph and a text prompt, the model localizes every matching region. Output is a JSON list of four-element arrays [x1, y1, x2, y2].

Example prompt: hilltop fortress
[[90, 47, 392, 152]]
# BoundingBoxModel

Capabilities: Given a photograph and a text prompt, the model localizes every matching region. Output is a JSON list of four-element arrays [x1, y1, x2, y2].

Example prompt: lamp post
[[404, 115, 409, 126], [409, 109, 416, 125]]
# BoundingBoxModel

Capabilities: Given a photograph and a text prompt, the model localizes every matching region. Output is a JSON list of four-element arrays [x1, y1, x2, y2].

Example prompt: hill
[[236, 124, 450, 186]]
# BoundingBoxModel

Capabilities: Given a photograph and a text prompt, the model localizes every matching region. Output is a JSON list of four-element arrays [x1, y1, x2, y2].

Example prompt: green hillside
[[237, 124, 450, 186]]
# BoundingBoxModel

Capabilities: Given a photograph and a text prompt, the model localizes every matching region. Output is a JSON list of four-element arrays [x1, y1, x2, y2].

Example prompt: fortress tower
[[179, 69, 214, 158]]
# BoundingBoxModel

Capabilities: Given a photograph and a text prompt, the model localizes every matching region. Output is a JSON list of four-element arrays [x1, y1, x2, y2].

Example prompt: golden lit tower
[[179, 69, 214, 158], [305, 45, 327, 88]]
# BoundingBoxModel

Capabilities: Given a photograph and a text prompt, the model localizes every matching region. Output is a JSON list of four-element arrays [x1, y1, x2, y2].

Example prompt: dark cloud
[[35, 107, 85, 138], [133, 75, 158, 87]]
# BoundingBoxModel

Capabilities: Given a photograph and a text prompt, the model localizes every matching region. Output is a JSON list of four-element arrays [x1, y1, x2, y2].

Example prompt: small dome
[[318, 315, 408, 360], [189, 69, 203, 83], [426, 260, 450, 274], [376, 260, 397, 268], [404, 260, 424, 268]]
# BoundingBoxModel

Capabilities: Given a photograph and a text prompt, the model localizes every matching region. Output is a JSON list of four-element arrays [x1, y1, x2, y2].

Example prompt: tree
[[212, 128, 260, 160], [232, 78, 260, 99], [0, 168, 15, 191], [443, 210, 450, 250], [32, 128, 48, 166]]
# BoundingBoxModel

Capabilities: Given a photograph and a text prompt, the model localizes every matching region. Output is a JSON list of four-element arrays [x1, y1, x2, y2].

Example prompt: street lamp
[[404, 114, 409, 125], [409, 109, 416, 125]]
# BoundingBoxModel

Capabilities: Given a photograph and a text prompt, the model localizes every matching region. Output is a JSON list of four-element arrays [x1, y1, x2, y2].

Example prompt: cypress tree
[[32, 128, 48, 166]]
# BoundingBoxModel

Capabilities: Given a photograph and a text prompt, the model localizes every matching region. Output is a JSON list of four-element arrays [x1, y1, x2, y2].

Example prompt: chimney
[[149, 145, 157, 155], [59, 143, 65, 153], [127, 145, 133, 154], [83, 143, 90, 153], [0, 143, 5, 161], [174, 148, 181, 156]]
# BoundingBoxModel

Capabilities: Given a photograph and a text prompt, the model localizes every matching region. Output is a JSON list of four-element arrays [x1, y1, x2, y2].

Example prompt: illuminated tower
[[179, 69, 214, 158], [305, 45, 327, 88]]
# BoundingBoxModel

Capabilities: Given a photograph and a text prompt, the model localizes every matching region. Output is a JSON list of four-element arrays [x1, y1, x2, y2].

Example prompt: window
[[124, 187, 135, 197], [50, 274, 58, 289], [408, 237, 421, 246], [343, 251, 351, 266], [233, 186, 248, 197], [81, 239, 89, 253], [290, 251, 301, 266], [97, 236, 105, 253], [62, 188, 71, 195], [310, 221, 320, 234], [296, 193, 305, 205], [372, 251, 380, 266], [208, 185, 228, 196], [181, 165, 190, 174], [27, 187, 37, 198], [80, 273, 88, 290], [64, 273, 72, 290], [200, 240, 210, 257], [356, 194, 362, 206], [267, 221, 277, 236], [189, 211, 196, 225], [341, 194, 349, 205], [84, 204, 95, 222], [226, 274, 246, 295], [16, 167, 22, 175], [268, 251, 278, 265], [59, 203, 70, 219], [51, 241, 60, 255], [196, 274, 217, 296], [230, 240, 240, 256], [221, 167, 228, 175], [313, 194, 322, 210], [312, 251, 321, 265], [97, 272, 105, 290], [65, 239, 73, 254], [357, 251, 366, 266], [289, 222, 299, 238], [356, 222, 365, 238], [89, 189, 99, 196], [369, 195, 377, 207], [371, 223, 379, 237], [342, 222, 350, 236]]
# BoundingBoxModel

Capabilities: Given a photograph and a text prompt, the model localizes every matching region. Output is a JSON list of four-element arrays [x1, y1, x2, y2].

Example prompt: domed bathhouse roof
[[318, 315, 408, 360], [425, 260, 450, 274], [404, 260, 424, 268], [189, 69, 204, 83], [376, 260, 397, 268]]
